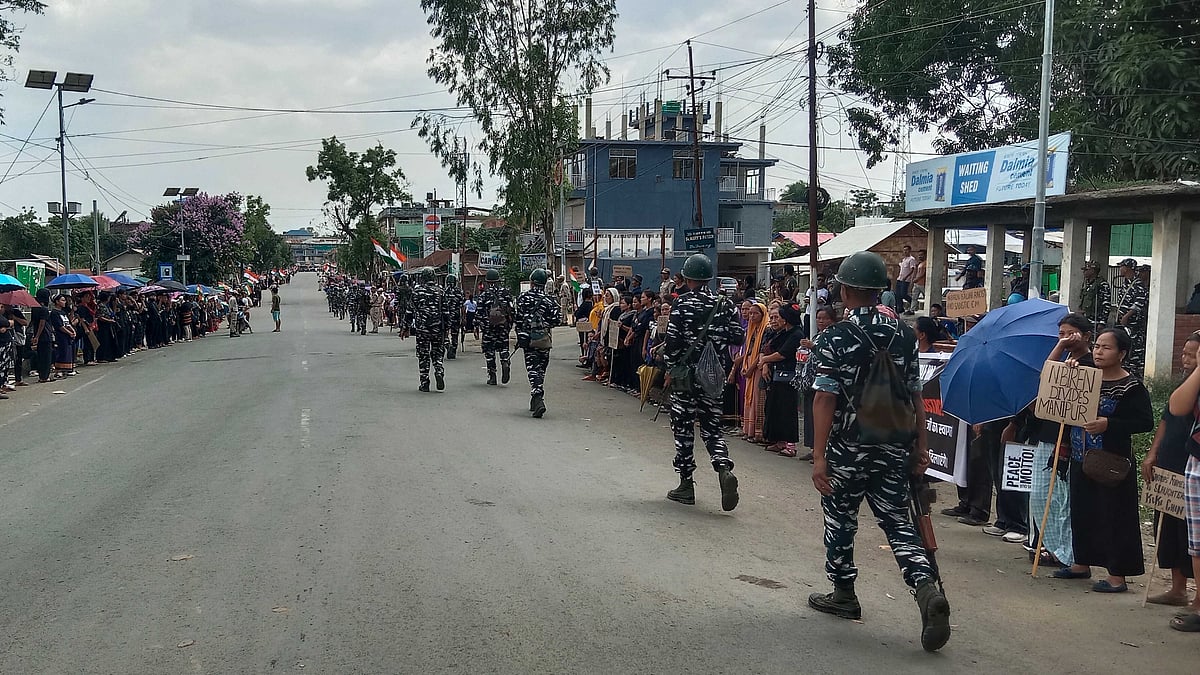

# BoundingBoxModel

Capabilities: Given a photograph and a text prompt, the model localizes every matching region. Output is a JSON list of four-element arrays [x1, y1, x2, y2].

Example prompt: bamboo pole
[[1031, 422, 1067, 577]]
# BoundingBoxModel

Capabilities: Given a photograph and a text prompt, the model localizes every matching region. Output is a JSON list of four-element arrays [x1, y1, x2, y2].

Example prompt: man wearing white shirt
[[896, 245, 917, 314]]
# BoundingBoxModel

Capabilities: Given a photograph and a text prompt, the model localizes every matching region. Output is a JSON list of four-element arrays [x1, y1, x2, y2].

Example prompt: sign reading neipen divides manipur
[[904, 132, 1071, 211]]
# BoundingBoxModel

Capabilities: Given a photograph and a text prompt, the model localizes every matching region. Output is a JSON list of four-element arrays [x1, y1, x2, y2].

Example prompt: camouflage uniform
[[1079, 276, 1111, 333], [663, 288, 745, 477], [515, 285, 561, 400], [1116, 278, 1148, 378], [394, 282, 412, 338], [476, 284, 514, 384], [443, 282, 465, 359], [410, 280, 449, 390], [810, 307, 935, 590], [355, 288, 370, 335]]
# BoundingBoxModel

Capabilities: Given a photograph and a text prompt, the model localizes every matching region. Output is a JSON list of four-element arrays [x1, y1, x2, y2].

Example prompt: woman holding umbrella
[[1055, 328, 1154, 593]]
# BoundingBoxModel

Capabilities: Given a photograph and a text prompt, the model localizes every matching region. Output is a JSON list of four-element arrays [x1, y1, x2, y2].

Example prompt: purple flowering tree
[[129, 192, 247, 283]]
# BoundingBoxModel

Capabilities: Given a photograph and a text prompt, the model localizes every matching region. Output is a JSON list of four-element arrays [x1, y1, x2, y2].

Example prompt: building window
[[673, 149, 702, 180], [608, 148, 636, 179]]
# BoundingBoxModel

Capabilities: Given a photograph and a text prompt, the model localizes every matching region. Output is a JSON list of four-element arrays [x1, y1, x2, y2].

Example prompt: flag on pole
[[568, 267, 585, 291], [243, 269, 261, 283], [371, 238, 405, 268], [389, 242, 407, 265]]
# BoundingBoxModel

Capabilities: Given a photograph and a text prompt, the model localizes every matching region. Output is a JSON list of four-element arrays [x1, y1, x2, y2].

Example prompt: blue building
[[564, 99, 778, 287]]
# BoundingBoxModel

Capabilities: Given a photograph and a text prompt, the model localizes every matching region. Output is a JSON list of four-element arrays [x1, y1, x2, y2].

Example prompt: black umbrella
[[155, 279, 188, 292]]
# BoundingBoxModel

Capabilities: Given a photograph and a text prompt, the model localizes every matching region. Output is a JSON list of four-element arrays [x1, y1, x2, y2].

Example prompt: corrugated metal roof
[[814, 220, 924, 261]]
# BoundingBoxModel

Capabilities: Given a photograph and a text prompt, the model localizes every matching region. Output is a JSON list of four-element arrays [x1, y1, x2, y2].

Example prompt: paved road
[[0, 273, 1194, 674]]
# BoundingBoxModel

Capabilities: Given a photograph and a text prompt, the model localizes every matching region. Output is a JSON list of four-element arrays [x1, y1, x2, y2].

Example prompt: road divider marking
[[300, 408, 311, 449]]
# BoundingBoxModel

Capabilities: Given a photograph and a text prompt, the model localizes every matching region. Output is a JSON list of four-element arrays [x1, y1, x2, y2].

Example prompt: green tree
[[305, 137, 411, 239], [828, 0, 1200, 181], [416, 0, 617, 273], [0, 210, 53, 261], [0, 1, 45, 122], [241, 195, 292, 271], [335, 216, 385, 279], [780, 180, 807, 203], [849, 189, 878, 216]]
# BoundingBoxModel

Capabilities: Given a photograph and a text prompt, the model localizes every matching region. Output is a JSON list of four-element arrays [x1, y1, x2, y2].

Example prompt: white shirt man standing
[[896, 245, 917, 314]]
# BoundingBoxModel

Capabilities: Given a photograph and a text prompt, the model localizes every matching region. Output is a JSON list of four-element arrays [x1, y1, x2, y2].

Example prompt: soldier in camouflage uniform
[[1115, 258, 1148, 378], [515, 269, 561, 418], [409, 267, 449, 392], [663, 254, 745, 512], [807, 251, 950, 653], [355, 283, 371, 335], [1078, 260, 1111, 334], [443, 274, 465, 359], [392, 274, 412, 339], [476, 269, 514, 386]]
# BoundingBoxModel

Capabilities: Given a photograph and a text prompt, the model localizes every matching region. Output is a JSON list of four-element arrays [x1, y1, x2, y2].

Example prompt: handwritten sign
[[612, 264, 633, 278], [1001, 443, 1037, 493], [1034, 361, 1101, 425], [1142, 468, 1187, 519], [944, 287, 987, 317]]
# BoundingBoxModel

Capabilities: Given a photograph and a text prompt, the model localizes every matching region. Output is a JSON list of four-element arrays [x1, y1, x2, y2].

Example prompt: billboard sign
[[423, 213, 441, 257], [582, 228, 673, 258], [14, 261, 45, 293], [684, 227, 716, 251], [905, 132, 1071, 211]]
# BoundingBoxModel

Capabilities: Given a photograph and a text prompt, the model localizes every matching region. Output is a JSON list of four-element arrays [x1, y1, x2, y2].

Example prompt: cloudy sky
[[0, 0, 910, 231]]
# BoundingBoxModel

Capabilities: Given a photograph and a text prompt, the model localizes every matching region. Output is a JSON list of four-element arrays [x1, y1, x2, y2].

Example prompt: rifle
[[909, 475, 946, 596]]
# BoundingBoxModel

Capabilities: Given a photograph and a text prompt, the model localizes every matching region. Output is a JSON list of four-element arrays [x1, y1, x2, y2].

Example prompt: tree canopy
[[0, 1, 46, 122], [128, 193, 247, 284], [828, 0, 1200, 182], [416, 0, 618, 275], [306, 137, 410, 239], [242, 195, 292, 272]]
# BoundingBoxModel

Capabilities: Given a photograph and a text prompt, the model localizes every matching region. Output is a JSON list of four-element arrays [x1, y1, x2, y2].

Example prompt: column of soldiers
[[409, 267, 449, 392], [443, 274, 465, 359], [1077, 257, 1148, 378]]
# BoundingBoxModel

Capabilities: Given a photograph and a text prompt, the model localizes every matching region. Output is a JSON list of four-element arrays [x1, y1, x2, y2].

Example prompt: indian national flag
[[243, 269, 261, 283], [372, 238, 404, 268], [568, 267, 585, 291], [389, 242, 407, 266]]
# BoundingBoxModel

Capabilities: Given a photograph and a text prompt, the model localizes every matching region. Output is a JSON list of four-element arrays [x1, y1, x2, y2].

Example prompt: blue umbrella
[[104, 272, 144, 287], [187, 284, 219, 295], [45, 273, 101, 289], [940, 297, 1069, 425], [0, 272, 24, 291]]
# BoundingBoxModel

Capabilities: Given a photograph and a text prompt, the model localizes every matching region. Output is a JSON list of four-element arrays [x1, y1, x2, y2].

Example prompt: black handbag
[[1081, 449, 1131, 487]]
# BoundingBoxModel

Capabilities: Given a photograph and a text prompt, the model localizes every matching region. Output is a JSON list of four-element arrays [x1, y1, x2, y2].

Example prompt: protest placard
[[1001, 443, 1037, 492], [944, 288, 987, 317], [1141, 468, 1187, 519], [1034, 360, 1101, 425], [612, 264, 633, 278]]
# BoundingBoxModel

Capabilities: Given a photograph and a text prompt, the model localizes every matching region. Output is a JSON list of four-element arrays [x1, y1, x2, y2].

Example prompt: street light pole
[[56, 87, 70, 270]]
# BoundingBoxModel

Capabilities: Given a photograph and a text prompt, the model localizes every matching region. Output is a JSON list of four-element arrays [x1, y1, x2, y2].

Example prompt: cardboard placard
[[944, 287, 987, 317], [1034, 361, 1102, 425], [920, 352, 968, 486], [656, 315, 669, 334], [1142, 468, 1187, 519], [612, 264, 633, 278], [1001, 443, 1037, 493]]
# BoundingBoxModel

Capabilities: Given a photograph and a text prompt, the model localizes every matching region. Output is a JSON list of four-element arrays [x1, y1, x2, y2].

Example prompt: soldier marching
[[409, 267, 449, 392], [476, 269, 515, 386], [514, 269, 561, 418]]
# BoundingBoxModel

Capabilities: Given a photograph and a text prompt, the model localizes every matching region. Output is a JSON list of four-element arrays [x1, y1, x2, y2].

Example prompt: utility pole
[[92, 200, 100, 273], [806, 0, 820, 337], [1029, 0, 1056, 300], [667, 41, 717, 275]]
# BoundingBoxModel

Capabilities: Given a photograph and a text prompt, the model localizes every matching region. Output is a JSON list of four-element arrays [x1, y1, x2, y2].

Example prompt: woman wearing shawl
[[760, 303, 804, 456], [737, 301, 769, 442]]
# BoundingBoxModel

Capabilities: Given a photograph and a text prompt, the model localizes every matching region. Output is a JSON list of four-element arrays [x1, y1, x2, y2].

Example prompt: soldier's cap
[[661, 268, 671, 275], [1118, 258, 1138, 269], [1081, 260, 1102, 270]]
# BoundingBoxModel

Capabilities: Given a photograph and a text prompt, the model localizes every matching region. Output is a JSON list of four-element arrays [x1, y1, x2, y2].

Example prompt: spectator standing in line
[[50, 294, 77, 377], [270, 286, 282, 332], [658, 268, 673, 300], [896, 245, 917, 314], [1166, 333, 1200, 631], [28, 289, 54, 383]]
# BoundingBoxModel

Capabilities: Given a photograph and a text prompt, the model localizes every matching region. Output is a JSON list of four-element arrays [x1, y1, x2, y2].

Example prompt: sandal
[[1091, 580, 1127, 593], [1148, 592, 1190, 607], [778, 443, 797, 458], [1050, 568, 1091, 580], [1170, 612, 1200, 632]]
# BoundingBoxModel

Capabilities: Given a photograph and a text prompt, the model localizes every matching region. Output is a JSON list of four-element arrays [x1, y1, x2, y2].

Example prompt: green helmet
[[835, 251, 889, 290], [486, 269, 500, 282], [445, 274, 457, 285], [530, 268, 549, 286], [418, 266, 436, 283], [681, 253, 714, 281]]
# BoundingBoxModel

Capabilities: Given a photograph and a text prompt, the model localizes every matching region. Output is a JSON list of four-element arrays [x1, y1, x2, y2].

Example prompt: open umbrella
[[103, 272, 143, 287], [90, 275, 122, 290], [0, 272, 25, 291], [940, 298, 1069, 425], [155, 279, 187, 292], [46, 273, 100, 290], [0, 289, 38, 306], [136, 284, 168, 295]]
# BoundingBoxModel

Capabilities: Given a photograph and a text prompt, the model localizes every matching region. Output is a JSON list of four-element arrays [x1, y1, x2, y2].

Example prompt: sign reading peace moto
[[1034, 360, 1101, 425], [944, 288, 987, 317], [1142, 468, 1187, 519]]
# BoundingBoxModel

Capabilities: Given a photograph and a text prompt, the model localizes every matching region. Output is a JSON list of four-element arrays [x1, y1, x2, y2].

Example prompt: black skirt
[[1156, 514, 1196, 575], [763, 381, 799, 443], [1070, 461, 1145, 577]]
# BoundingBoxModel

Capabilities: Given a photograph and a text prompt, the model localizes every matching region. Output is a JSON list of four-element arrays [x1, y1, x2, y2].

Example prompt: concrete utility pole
[[667, 41, 717, 273], [1029, 0, 1057, 299], [807, 0, 820, 336]]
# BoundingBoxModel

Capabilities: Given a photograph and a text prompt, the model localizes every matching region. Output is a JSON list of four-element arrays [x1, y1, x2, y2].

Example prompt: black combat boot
[[914, 581, 951, 652], [501, 360, 511, 384], [666, 476, 695, 505], [418, 381, 430, 392], [446, 345, 456, 359], [531, 394, 546, 418], [435, 373, 445, 391], [717, 468, 739, 512], [487, 371, 497, 386], [808, 584, 861, 620]]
